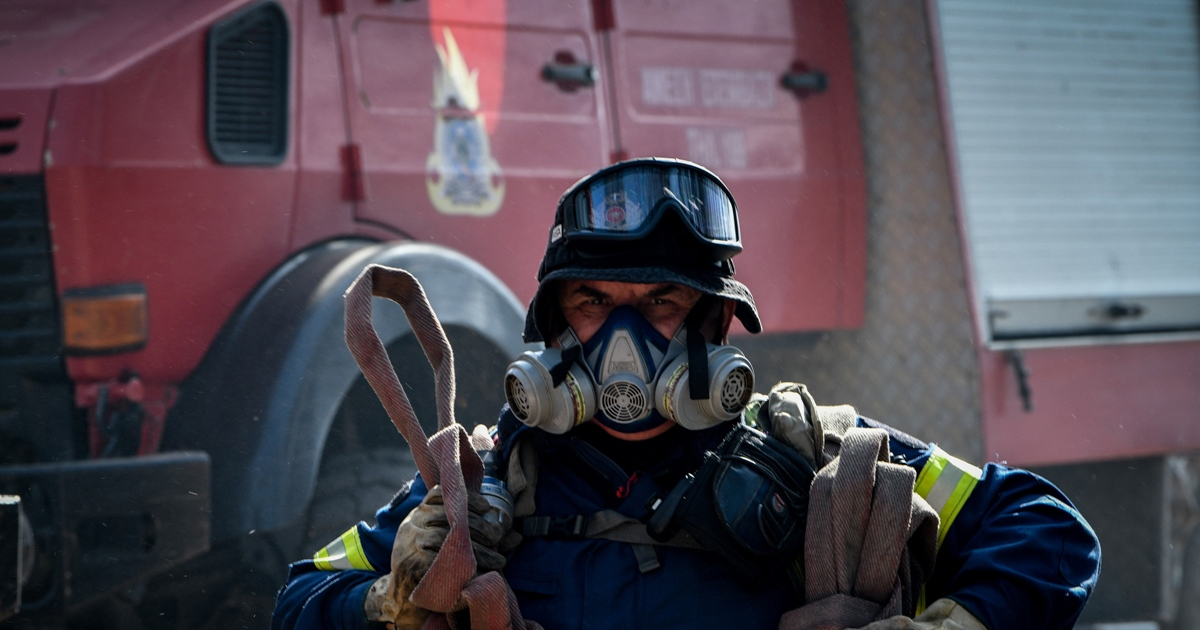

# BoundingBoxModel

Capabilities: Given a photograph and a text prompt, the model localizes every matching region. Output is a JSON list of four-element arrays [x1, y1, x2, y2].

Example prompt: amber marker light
[[61, 284, 148, 354]]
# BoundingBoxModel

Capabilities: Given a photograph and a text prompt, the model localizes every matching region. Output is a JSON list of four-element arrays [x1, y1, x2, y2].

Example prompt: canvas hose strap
[[344, 264, 542, 630], [779, 428, 940, 630]]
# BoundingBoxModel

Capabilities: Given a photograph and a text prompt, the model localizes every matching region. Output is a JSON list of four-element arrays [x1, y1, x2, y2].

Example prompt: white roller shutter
[[934, 0, 1200, 344]]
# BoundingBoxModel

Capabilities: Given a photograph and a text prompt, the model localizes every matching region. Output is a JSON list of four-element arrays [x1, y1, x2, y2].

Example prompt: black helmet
[[523, 157, 762, 343]]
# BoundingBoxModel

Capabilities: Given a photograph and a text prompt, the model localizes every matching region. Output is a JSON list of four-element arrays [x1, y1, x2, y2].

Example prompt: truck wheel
[[301, 448, 417, 558]]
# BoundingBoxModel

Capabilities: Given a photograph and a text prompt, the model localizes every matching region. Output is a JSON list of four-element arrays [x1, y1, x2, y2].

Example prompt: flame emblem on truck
[[426, 28, 505, 216]]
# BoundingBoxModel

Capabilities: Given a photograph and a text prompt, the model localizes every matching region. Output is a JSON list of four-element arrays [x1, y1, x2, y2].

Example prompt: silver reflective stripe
[[923, 462, 965, 515]]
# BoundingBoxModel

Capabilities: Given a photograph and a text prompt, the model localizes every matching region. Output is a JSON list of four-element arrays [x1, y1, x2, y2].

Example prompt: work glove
[[850, 598, 988, 630], [364, 485, 515, 630], [764, 385, 822, 467]]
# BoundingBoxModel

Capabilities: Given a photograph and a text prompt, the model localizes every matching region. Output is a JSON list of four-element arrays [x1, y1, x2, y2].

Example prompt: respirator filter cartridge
[[656, 344, 754, 430], [504, 347, 596, 435]]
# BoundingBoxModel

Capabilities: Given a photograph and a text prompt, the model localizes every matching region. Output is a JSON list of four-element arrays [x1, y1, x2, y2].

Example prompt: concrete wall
[[743, 5, 1200, 625], [738, 0, 983, 461]]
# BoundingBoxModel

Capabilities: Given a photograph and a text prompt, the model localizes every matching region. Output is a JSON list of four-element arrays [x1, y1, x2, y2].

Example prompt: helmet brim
[[523, 265, 762, 343]]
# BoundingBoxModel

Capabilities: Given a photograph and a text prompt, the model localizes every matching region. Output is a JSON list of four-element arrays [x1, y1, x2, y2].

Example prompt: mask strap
[[549, 344, 582, 388], [684, 297, 715, 401]]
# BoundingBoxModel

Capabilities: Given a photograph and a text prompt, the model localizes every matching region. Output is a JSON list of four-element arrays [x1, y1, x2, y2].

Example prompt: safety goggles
[[555, 162, 741, 251]]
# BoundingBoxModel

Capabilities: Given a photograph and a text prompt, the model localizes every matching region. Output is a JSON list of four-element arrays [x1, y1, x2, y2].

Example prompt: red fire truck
[[0, 0, 864, 625]]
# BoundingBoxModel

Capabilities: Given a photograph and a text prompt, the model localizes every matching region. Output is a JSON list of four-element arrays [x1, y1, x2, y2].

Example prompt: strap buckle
[[519, 514, 587, 537]]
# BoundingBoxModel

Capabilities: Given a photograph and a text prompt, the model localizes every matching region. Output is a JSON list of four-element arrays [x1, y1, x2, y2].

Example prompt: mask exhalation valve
[[599, 377, 652, 424]]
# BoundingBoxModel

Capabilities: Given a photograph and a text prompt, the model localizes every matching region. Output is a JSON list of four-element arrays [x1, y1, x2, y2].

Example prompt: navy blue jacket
[[273, 411, 1100, 630]]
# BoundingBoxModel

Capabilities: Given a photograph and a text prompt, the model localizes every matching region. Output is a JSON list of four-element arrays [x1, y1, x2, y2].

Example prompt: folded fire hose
[[781, 426, 940, 629], [344, 264, 541, 630]]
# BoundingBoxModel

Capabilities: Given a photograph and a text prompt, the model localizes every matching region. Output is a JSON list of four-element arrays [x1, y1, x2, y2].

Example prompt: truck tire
[[300, 323, 507, 557], [301, 448, 417, 558]]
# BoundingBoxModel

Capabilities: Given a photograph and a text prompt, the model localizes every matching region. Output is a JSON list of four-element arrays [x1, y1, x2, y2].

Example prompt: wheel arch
[[163, 239, 532, 541]]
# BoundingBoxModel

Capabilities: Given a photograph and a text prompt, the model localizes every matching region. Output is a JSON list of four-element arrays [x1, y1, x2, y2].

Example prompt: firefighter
[[272, 158, 1100, 630]]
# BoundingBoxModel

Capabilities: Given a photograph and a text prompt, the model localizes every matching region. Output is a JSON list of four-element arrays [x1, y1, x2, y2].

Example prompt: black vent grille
[[207, 2, 289, 165], [0, 176, 62, 374]]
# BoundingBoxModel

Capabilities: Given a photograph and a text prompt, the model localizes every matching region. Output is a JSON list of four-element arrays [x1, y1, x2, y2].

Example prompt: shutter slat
[[937, 0, 1200, 342]]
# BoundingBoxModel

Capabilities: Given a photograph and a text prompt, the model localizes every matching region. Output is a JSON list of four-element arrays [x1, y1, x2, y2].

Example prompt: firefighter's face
[[557, 280, 702, 345]]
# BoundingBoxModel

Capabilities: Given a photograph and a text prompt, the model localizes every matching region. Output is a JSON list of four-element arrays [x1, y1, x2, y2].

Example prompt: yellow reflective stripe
[[914, 446, 983, 547], [937, 471, 981, 547], [912, 448, 983, 614], [312, 526, 375, 572], [913, 450, 948, 498]]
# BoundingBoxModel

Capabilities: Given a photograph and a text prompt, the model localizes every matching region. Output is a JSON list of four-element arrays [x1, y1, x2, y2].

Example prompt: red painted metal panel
[[289, 0, 358, 249], [44, 3, 298, 385], [981, 342, 1200, 466], [338, 0, 609, 304], [0, 90, 51, 175], [602, 0, 867, 333], [12, 0, 867, 397], [0, 0, 252, 89]]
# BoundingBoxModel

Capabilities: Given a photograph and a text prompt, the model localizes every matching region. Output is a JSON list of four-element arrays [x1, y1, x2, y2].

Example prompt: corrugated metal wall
[[737, 0, 983, 461], [936, 0, 1200, 342]]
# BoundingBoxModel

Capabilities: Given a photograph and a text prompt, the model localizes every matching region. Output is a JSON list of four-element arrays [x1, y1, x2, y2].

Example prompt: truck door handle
[[780, 63, 828, 97], [1089, 301, 1146, 322], [542, 51, 595, 92]]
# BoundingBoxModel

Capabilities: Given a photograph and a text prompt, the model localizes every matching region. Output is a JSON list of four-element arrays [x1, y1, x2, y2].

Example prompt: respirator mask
[[504, 304, 755, 435]]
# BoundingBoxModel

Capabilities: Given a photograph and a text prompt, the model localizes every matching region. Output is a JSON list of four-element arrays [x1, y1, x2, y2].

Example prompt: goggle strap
[[538, 244, 737, 278], [684, 298, 714, 401]]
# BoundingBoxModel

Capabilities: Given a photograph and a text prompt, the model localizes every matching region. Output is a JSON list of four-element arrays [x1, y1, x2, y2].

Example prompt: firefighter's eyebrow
[[570, 285, 610, 301], [647, 284, 686, 299]]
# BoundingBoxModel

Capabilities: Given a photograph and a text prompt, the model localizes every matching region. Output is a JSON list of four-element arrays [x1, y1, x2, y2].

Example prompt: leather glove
[[851, 598, 988, 630], [765, 384, 823, 468], [364, 485, 512, 629]]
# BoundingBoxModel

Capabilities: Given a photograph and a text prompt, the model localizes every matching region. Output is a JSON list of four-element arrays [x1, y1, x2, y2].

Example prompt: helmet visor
[[562, 164, 740, 250]]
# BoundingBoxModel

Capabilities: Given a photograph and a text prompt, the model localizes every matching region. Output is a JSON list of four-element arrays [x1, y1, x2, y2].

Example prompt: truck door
[[598, 0, 867, 333], [332, 0, 609, 301]]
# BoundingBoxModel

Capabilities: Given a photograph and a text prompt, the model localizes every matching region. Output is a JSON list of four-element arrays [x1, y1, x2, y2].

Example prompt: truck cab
[[0, 0, 866, 625]]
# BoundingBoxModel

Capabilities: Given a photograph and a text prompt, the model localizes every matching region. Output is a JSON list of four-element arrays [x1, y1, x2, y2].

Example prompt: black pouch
[[647, 423, 816, 585]]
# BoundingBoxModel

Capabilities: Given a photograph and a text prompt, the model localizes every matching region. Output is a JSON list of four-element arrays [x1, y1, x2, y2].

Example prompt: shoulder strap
[[506, 430, 707, 573], [517, 509, 705, 574], [519, 509, 704, 549]]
